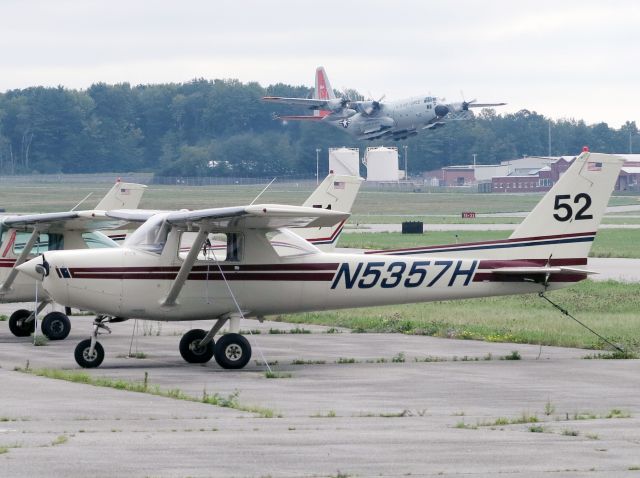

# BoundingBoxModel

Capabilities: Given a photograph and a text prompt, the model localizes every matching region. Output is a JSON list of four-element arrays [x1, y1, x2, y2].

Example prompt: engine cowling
[[434, 104, 450, 118]]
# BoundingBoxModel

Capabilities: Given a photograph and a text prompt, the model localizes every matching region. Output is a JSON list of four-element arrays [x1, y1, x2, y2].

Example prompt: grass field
[[337, 229, 640, 258], [275, 280, 640, 352], [0, 182, 638, 215]]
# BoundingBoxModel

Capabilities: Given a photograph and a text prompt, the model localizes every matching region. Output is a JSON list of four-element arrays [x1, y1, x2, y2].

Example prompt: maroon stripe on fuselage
[[366, 231, 597, 254], [68, 263, 340, 274], [70, 272, 335, 281]]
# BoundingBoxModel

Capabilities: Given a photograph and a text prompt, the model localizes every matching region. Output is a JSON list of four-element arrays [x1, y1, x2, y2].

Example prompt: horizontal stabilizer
[[490, 266, 596, 275], [275, 115, 325, 121], [262, 96, 329, 108]]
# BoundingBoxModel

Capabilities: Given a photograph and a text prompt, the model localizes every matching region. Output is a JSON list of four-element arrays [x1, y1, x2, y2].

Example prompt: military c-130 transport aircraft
[[263, 66, 506, 141], [19, 150, 622, 370]]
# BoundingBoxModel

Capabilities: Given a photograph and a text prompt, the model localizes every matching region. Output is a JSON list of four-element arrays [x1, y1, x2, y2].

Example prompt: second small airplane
[[263, 67, 506, 141]]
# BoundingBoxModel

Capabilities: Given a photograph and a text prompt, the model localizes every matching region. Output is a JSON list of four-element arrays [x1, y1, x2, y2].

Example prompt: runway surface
[[0, 317, 639, 477]]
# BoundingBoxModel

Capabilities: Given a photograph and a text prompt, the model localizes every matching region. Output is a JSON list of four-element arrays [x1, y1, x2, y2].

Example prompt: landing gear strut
[[74, 315, 118, 368], [179, 316, 252, 369]]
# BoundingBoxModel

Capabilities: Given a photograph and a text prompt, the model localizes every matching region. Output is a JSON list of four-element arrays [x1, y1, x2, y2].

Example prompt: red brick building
[[491, 157, 572, 193]]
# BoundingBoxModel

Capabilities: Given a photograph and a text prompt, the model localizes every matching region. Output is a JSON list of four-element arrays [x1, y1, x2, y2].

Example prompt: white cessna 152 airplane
[[19, 150, 623, 370], [0, 181, 146, 340], [263, 66, 506, 141]]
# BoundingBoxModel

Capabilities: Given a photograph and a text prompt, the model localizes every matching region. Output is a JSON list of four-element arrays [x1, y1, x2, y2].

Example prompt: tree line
[[0, 79, 637, 176]]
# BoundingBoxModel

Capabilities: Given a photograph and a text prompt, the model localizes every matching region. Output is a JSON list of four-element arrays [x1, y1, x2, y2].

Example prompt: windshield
[[124, 213, 171, 254], [83, 231, 119, 249], [267, 229, 320, 257]]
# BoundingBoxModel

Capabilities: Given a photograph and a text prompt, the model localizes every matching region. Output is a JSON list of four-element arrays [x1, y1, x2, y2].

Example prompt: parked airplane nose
[[17, 257, 49, 280]]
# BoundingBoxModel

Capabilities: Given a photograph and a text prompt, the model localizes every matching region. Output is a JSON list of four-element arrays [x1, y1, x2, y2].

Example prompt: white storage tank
[[363, 146, 401, 181], [328, 147, 360, 176]]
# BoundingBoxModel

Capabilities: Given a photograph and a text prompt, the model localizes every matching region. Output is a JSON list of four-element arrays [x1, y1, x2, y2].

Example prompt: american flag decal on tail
[[587, 161, 602, 172], [120, 188, 130, 195], [333, 181, 345, 189]]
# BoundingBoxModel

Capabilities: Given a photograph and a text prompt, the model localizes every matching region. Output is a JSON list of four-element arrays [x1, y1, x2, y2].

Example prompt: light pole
[[315, 148, 321, 184], [403, 145, 408, 181]]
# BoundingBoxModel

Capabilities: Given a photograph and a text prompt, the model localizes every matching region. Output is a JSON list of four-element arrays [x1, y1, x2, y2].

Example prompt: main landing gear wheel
[[41, 311, 71, 341], [74, 339, 105, 368], [8, 309, 34, 337], [179, 329, 215, 364], [214, 333, 251, 370]]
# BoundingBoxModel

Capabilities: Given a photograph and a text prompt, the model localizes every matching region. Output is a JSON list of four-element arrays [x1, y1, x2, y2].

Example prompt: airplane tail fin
[[365, 151, 623, 267], [95, 181, 147, 211], [314, 66, 335, 118], [315, 66, 335, 100], [297, 173, 362, 251], [508, 151, 624, 260]]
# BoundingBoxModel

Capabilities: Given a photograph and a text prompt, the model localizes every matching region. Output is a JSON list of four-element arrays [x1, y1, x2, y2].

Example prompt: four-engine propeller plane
[[263, 66, 506, 141], [18, 150, 623, 370], [0, 181, 147, 340]]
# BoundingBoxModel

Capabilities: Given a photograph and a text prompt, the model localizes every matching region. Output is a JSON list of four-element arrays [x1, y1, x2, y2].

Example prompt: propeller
[[462, 99, 477, 111], [362, 94, 385, 116]]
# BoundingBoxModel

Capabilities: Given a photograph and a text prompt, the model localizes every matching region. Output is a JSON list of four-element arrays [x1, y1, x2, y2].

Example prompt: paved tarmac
[[1, 315, 639, 478], [347, 223, 640, 232]]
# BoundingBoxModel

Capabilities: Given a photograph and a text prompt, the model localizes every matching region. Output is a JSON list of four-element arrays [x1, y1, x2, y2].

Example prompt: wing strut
[[162, 229, 208, 307], [0, 228, 40, 294]]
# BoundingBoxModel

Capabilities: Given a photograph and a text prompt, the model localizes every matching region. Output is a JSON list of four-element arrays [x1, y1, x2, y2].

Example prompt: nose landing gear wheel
[[41, 311, 71, 341], [214, 333, 251, 370], [8, 309, 34, 337], [179, 329, 215, 364], [74, 339, 105, 368]]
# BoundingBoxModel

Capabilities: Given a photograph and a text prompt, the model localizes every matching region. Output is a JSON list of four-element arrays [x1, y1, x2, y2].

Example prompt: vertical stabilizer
[[315, 66, 335, 100], [314, 66, 335, 118], [297, 173, 362, 250], [508, 151, 624, 259], [95, 181, 147, 211]]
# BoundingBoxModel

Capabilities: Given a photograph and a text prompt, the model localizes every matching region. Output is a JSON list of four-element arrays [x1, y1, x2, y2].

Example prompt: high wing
[[465, 102, 507, 108], [0, 210, 138, 233], [100, 209, 168, 223], [109, 204, 349, 232]]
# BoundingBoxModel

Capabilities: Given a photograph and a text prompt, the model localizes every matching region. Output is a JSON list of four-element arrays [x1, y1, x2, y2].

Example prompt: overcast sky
[[2, 0, 638, 127]]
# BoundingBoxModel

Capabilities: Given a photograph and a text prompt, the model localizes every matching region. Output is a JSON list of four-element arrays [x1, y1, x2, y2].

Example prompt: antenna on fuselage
[[70, 192, 94, 211], [249, 177, 277, 206]]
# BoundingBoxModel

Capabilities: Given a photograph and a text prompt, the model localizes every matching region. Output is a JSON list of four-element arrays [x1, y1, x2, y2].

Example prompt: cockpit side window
[[13, 232, 60, 255], [178, 232, 243, 262], [124, 214, 171, 254]]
